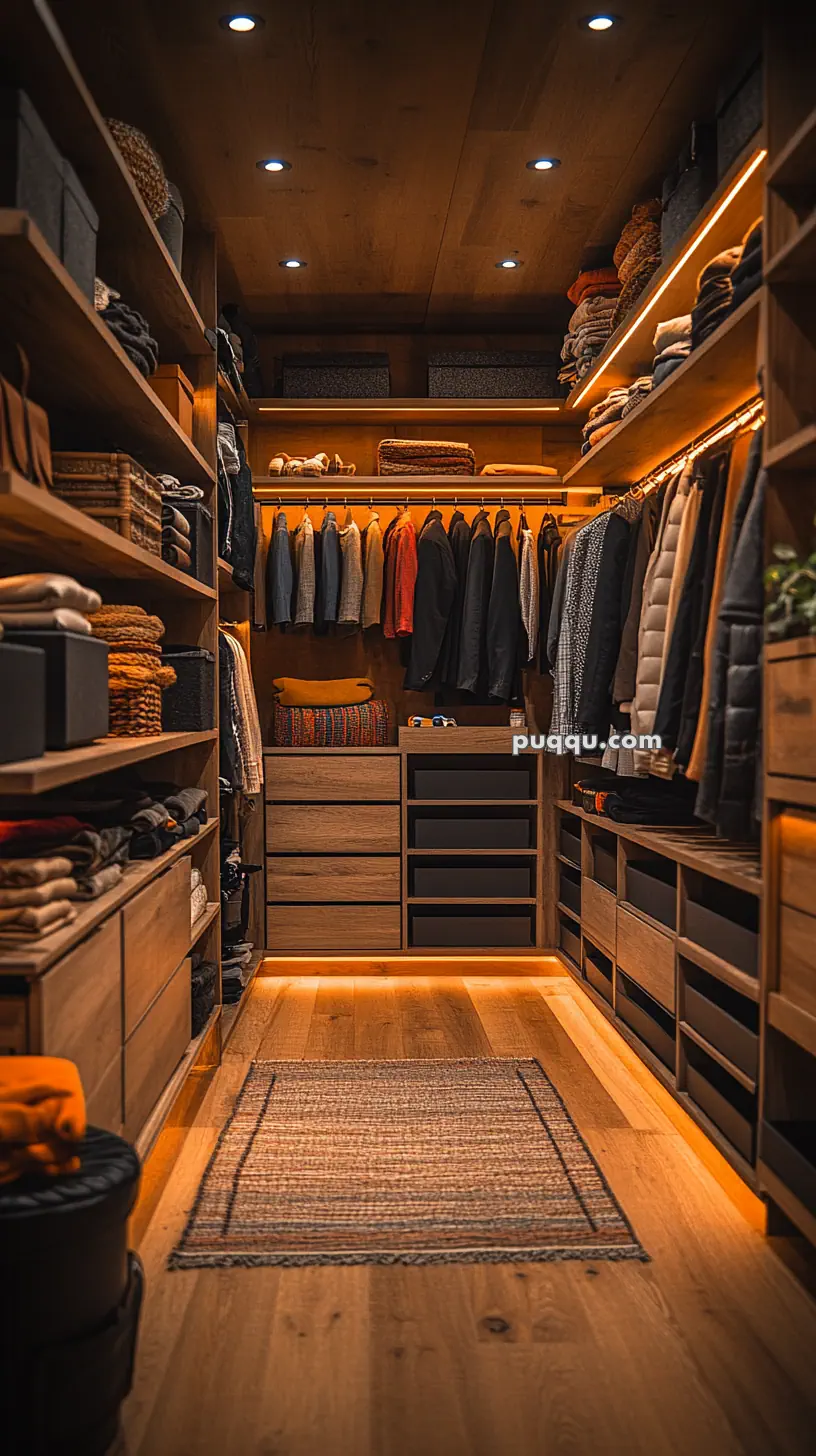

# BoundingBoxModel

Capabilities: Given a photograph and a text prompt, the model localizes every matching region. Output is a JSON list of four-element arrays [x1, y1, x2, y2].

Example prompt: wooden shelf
[[0, 0, 208, 361], [0, 729, 217, 795], [680, 1021, 757, 1093], [765, 210, 816, 285], [766, 992, 816, 1060], [676, 937, 760, 1002], [0, 820, 218, 978], [765, 637, 816, 661], [758, 1159, 816, 1247], [563, 292, 761, 489], [221, 953, 265, 1050], [190, 902, 220, 943], [557, 901, 581, 919], [564, 141, 765, 412], [253, 398, 568, 423], [765, 422, 816, 472], [0, 470, 215, 597], [765, 775, 816, 810], [555, 851, 581, 870], [0, 212, 214, 484], [675, 1091, 757, 1190], [766, 104, 816, 190], [218, 371, 251, 422]]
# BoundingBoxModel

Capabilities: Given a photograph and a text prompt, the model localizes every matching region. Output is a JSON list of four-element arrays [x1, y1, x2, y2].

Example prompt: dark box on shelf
[[593, 844, 617, 893], [584, 946, 613, 1004], [413, 863, 532, 898], [685, 1047, 755, 1163], [162, 648, 216, 732], [427, 350, 561, 399], [413, 817, 531, 850], [716, 50, 763, 179], [0, 89, 63, 257], [410, 912, 533, 948], [413, 768, 530, 801], [617, 971, 676, 1070], [0, 642, 46, 763], [282, 352, 390, 399], [559, 822, 581, 865], [559, 915, 581, 966], [169, 502, 214, 587], [685, 897, 759, 977], [761, 1122, 816, 1218], [684, 981, 758, 1081], [559, 871, 581, 917], [661, 122, 716, 260], [626, 862, 676, 929], [61, 159, 98, 302], [2, 631, 107, 749]]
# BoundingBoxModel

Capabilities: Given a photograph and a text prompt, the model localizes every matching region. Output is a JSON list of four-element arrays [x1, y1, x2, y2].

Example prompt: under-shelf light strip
[[257, 405, 563, 413], [571, 147, 767, 409], [641, 397, 765, 491]]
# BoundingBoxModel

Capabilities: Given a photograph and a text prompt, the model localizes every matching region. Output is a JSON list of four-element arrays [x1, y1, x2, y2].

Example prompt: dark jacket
[[715, 466, 766, 839], [229, 431, 257, 593], [675, 451, 730, 767], [405, 511, 457, 690], [486, 510, 521, 702], [457, 510, 494, 695], [612, 486, 662, 704], [313, 510, 340, 633], [537, 515, 562, 671], [267, 510, 293, 626], [440, 509, 471, 688], [695, 429, 763, 826], [577, 512, 637, 737]]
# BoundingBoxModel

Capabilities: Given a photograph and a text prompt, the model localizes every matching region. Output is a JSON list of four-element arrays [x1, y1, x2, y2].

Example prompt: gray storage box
[[761, 1122, 816, 1217], [413, 767, 530, 800], [559, 869, 581, 917], [0, 642, 46, 763], [157, 181, 185, 271], [412, 862, 533, 897], [626, 861, 676, 929], [413, 816, 531, 849], [61, 160, 99, 301], [2, 631, 107, 749], [162, 647, 216, 732], [410, 911, 533, 947], [685, 1043, 756, 1162], [684, 980, 758, 1081], [617, 971, 676, 1070], [0, 89, 64, 256], [282, 352, 390, 399], [559, 915, 581, 967], [716, 52, 763, 179], [661, 123, 716, 260], [428, 350, 561, 399], [584, 943, 613, 1004]]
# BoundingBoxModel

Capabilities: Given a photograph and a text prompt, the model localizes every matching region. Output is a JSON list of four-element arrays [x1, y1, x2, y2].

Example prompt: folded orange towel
[[272, 677, 374, 708], [480, 464, 559, 477], [0, 1056, 86, 1184]]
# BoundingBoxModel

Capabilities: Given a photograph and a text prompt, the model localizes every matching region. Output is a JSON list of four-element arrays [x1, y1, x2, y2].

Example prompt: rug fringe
[[168, 1244, 650, 1271]]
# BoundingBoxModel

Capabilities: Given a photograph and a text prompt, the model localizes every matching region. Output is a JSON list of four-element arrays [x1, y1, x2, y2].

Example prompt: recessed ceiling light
[[219, 14, 265, 32], [256, 159, 291, 172], [279, 258, 307, 269], [584, 14, 618, 30], [526, 158, 561, 171], [496, 259, 521, 269]]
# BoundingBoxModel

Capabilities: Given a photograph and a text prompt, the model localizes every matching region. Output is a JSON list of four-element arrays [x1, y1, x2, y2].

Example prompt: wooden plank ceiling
[[53, 0, 760, 332]]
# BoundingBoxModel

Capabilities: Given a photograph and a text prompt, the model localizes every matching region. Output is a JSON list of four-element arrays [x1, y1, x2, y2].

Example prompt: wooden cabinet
[[266, 753, 399, 801], [767, 650, 816, 779], [267, 803, 401, 854], [582, 879, 616, 956], [616, 905, 675, 1012], [267, 905, 401, 951], [267, 856, 400, 903], [0, 995, 28, 1054], [39, 916, 123, 1127], [123, 856, 191, 1035], [124, 956, 191, 1141]]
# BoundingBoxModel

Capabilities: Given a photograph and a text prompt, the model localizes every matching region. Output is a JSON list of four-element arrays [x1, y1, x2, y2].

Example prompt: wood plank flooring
[[127, 972, 816, 1455]]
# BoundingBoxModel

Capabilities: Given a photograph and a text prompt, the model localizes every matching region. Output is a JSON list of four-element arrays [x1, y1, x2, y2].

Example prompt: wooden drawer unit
[[778, 905, 816, 1021], [123, 856, 191, 1036], [39, 916, 122, 1120], [767, 650, 816, 778], [780, 810, 816, 916], [267, 803, 401, 854], [581, 879, 616, 956], [124, 956, 191, 1141], [616, 904, 676, 1013], [268, 855, 400, 903], [88, 1053, 123, 1133], [266, 753, 399, 802], [267, 904, 401, 951]]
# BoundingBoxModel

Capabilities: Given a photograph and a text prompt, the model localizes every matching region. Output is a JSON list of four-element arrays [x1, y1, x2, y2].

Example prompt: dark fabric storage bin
[[413, 816, 531, 849], [584, 943, 613, 1004], [411, 911, 533, 947], [0, 89, 63, 257], [684, 978, 759, 1081], [716, 52, 763, 179], [157, 181, 185, 271], [684, 885, 759, 977], [413, 768, 530, 800], [191, 957, 218, 1036], [559, 868, 581, 917], [0, 641, 46, 763], [626, 861, 676, 929], [685, 1043, 756, 1162], [169, 501, 214, 587], [427, 350, 561, 399], [617, 971, 676, 1070], [661, 122, 716, 260], [282, 352, 390, 399], [761, 1121, 816, 1217], [162, 647, 216, 731], [592, 843, 617, 893], [559, 822, 581, 866], [413, 862, 533, 898], [61, 160, 98, 301], [559, 914, 581, 967], [3, 630, 108, 749]]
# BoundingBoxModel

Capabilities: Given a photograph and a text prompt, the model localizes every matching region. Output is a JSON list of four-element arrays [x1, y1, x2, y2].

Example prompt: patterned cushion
[[272, 700, 390, 747]]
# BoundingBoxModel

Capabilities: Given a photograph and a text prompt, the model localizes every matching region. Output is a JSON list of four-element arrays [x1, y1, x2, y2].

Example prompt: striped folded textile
[[272, 701, 390, 747], [377, 439, 476, 476]]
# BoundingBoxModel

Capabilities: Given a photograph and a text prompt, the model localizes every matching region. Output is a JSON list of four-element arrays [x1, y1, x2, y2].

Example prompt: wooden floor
[[126, 971, 816, 1455]]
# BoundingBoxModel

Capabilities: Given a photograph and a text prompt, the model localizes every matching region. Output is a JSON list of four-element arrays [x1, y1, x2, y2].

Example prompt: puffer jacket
[[629, 465, 694, 772]]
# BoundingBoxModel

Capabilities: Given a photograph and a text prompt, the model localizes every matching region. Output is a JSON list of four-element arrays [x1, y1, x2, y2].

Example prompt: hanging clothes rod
[[639, 395, 764, 490], [253, 490, 577, 507]]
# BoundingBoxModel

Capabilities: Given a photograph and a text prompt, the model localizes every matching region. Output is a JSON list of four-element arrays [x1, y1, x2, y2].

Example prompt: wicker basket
[[109, 683, 163, 736], [51, 452, 162, 555]]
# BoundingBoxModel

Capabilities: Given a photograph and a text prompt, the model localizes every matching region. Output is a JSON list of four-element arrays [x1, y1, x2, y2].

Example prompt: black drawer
[[559, 914, 581, 967], [414, 768, 531, 800], [413, 817, 531, 850], [617, 971, 676, 1071], [685, 1042, 756, 1163], [592, 844, 617, 894], [412, 861, 533, 898], [761, 1121, 816, 1218], [625, 861, 676, 930], [559, 823, 581, 867], [684, 978, 758, 1081], [559, 867, 581, 917], [684, 883, 759, 977], [410, 910, 534, 948], [584, 942, 613, 1004]]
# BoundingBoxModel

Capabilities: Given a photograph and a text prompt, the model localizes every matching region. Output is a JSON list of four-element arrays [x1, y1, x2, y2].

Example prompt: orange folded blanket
[[272, 676, 374, 708], [0, 1056, 86, 1185], [480, 464, 559, 477]]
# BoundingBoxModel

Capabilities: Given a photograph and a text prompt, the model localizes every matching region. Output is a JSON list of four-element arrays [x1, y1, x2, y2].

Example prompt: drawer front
[[616, 904, 675, 1012], [39, 916, 122, 1105], [124, 956, 191, 1141], [87, 1052, 123, 1134], [267, 904, 401, 951], [779, 904, 816, 1021], [267, 803, 401, 854], [780, 810, 816, 917], [0, 994, 28, 1054], [123, 857, 191, 1036], [268, 856, 400, 903], [767, 657, 816, 778], [581, 879, 616, 956], [266, 754, 399, 802]]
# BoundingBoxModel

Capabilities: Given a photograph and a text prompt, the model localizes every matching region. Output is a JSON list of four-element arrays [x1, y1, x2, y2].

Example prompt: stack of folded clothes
[[190, 864, 207, 927], [128, 784, 208, 857], [221, 940, 255, 1004], [157, 474, 205, 503], [89, 604, 176, 736], [0, 573, 101, 634], [0, 1057, 86, 1185], [581, 387, 630, 454], [621, 375, 653, 417], [0, 842, 78, 944], [100, 294, 159, 377], [0, 813, 132, 913], [191, 953, 218, 1034], [162, 503, 192, 571], [728, 218, 763, 312], [376, 439, 475, 476], [559, 269, 621, 388], [611, 200, 662, 332], [691, 247, 742, 349], [267, 451, 356, 476], [652, 315, 692, 388]]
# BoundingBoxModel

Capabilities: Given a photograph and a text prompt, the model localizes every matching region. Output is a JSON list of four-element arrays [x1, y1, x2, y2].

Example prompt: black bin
[[760, 1122, 816, 1217], [685, 1042, 756, 1162], [683, 971, 758, 1081], [413, 768, 530, 800], [559, 914, 581, 967], [684, 880, 759, 977], [162, 647, 216, 731], [3, 630, 108, 748], [169, 502, 214, 587], [617, 971, 676, 1070], [626, 860, 676, 929], [0, 641, 46, 763], [413, 816, 531, 849], [584, 942, 613, 1004], [410, 908, 533, 947], [412, 861, 532, 898], [0, 89, 64, 256]]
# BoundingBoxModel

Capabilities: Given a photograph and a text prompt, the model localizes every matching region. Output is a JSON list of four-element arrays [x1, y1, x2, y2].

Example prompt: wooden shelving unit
[[218, 370, 251, 422], [0, 730, 217, 795], [253, 397, 569, 423]]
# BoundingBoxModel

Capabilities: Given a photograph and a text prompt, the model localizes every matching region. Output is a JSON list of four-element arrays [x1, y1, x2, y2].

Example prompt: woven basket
[[107, 119, 169, 220], [52, 453, 162, 555], [109, 683, 163, 736]]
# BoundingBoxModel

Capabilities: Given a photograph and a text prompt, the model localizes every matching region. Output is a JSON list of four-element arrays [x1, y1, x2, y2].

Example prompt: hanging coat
[[537, 515, 562, 670], [457, 510, 494, 694], [405, 510, 457, 690], [486, 509, 521, 702], [383, 513, 418, 638], [519, 520, 539, 665], [292, 512, 315, 626], [440, 508, 471, 687], [361, 513, 384, 629], [577, 496, 643, 738], [314, 509, 340, 632], [267, 510, 293, 626], [338, 511, 363, 625]]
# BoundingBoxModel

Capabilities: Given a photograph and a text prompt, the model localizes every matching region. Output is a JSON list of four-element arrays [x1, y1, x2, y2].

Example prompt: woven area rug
[[170, 1058, 647, 1268]]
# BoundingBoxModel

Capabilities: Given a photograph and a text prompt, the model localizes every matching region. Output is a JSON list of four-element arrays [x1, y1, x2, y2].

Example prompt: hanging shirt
[[405, 510, 457, 690], [267, 510, 293, 626], [383, 513, 418, 638], [338, 511, 363, 625], [519, 520, 539, 665], [361, 512, 384, 629], [315, 510, 340, 628], [457, 509, 493, 695], [292, 512, 315, 626], [486, 509, 521, 702], [440, 509, 471, 688]]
